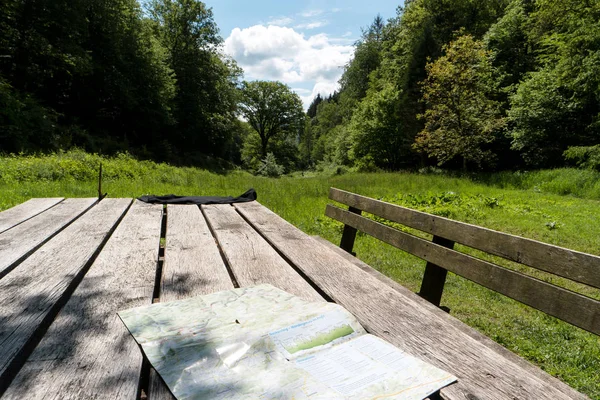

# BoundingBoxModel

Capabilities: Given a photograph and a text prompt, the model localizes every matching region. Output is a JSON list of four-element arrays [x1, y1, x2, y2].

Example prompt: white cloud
[[298, 81, 340, 109], [224, 25, 353, 106], [292, 87, 312, 95], [295, 20, 329, 30], [300, 9, 324, 17], [266, 16, 293, 26]]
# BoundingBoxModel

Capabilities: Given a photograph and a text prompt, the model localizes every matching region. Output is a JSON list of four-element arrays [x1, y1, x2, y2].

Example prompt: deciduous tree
[[239, 81, 304, 158], [414, 34, 505, 169]]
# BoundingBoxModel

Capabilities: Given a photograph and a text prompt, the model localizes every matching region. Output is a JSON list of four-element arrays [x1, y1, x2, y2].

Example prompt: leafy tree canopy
[[414, 34, 506, 170], [239, 80, 304, 159]]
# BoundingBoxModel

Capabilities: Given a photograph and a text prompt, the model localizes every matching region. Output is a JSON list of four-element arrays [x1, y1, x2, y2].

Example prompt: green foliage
[[3, 0, 600, 175], [148, 0, 241, 160], [239, 80, 304, 159], [414, 34, 506, 169], [0, 0, 242, 164], [0, 149, 199, 184], [349, 83, 419, 169], [507, 0, 600, 167], [0, 0, 181, 157], [0, 76, 60, 152], [309, 100, 353, 167], [241, 127, 299, 173], [256, 153, 285, 178], [564, 145, 600, 171], [306, 94, 323, 119], [302, 15, 387, 169], [339, 15, 386, 106], [476, 168, 600, 199], [508, 66, 588, 167], [380, 191, 506, 221], [308, 0, 600, 174], [343, 0, 509, 170], [485, 0, 536, 91]]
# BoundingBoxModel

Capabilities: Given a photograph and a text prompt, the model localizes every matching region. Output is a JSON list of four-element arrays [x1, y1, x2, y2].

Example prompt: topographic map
[[119, 284, 456, 399]]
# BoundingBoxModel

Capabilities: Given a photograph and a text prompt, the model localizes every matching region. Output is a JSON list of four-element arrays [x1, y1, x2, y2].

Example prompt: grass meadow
[[1, 150, 599, 398]]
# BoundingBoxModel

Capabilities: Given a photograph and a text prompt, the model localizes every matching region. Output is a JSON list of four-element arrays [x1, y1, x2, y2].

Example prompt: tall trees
[[306, 94, 323, 119], [0, 0, 176, 155], [414, 35, 505, 169], [303, 15, 387, 169], [346, 0, 509, 169], [148, 0, 241, 159], [77, 0, 175, 151], [0, 0, 242, 164], [507, 0, 600, 167], [339, 15, 386, 107], [2, 0, 600, 172], [0, 0, 90, 151], [239, 81, 304, 159]]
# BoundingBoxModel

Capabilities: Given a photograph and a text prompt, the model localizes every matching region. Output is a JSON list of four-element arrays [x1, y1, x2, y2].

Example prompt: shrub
[[256, 153, 285, 177]]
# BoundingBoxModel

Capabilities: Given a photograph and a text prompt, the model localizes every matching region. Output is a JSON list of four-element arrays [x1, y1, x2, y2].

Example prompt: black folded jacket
[[138, 188, 257, 205]]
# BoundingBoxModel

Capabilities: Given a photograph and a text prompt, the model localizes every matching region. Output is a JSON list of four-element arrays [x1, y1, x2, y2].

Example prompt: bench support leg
[[419, 236, 455, 307], [339, 206, 362, 256]]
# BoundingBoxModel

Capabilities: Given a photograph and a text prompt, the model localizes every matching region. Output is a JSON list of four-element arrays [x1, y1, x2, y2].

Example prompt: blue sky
[[203, 0, 402, 108]]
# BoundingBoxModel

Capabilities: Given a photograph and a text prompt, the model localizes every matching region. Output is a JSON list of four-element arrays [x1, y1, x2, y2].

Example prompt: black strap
[[138, 188, 257, 205]]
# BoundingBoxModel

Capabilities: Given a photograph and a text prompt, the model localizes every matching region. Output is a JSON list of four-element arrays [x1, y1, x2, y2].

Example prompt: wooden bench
[[326, 188, 600, 337]]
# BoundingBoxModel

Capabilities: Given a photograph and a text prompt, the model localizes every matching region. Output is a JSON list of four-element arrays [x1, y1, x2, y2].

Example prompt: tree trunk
[[260, 136, 268, 159]]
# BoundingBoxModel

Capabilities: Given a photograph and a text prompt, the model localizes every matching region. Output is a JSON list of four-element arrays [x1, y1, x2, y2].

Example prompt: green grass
[[1, 150, 599, 398]]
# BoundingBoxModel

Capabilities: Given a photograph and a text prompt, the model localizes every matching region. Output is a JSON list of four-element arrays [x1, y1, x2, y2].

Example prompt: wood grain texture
[[327, 205, 600, 336], [311, 235, 589, 400], [2, 200, 163, 399], [161, 205, 234, 300], [0, 198, 97, 279], [0, 198, 64, 234], [203, 203, 323, 302], [329, 188, 600, 289], [0, 198, 131, 394], [148, 204, 235, 400], [235, 201, 588, 400]]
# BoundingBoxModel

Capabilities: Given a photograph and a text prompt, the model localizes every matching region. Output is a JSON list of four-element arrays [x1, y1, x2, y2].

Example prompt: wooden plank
[[0, 198, 131, 394], [202, 203, 323, 302], [235, 201, 588, 400], [326, 204, 600, 336], [329, 188, 600, 289], [3, 200, 163, 399], [339, 206, 361, 254], [0, 198, 97, 279], [419, 236, 454, 306], [312, 234, 590, 400], [161, 205, 234, 300], [0, 198, 64, 234], [148, 204, 236, 400]]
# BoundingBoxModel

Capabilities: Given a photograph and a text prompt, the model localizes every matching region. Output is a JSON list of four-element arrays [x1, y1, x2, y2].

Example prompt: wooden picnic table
[[0, 198, 590, 399]]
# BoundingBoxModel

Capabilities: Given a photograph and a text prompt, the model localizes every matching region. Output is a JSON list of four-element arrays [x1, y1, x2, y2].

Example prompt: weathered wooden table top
[[0, 198, 589, 399]]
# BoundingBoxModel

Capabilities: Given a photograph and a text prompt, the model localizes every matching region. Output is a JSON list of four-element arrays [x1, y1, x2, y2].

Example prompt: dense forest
[[0, 0, 244, 166], [1, 0, 599, 173], [305, 0, 600, 172]]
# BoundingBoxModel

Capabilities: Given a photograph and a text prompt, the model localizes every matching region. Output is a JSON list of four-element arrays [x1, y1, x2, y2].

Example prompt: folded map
[[118, 284, 456, 399]]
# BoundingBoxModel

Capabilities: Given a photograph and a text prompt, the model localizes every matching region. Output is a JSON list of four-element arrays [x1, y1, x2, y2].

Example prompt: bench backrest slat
[[330, 188, 600, 290], [326, 204, 600, 336]]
